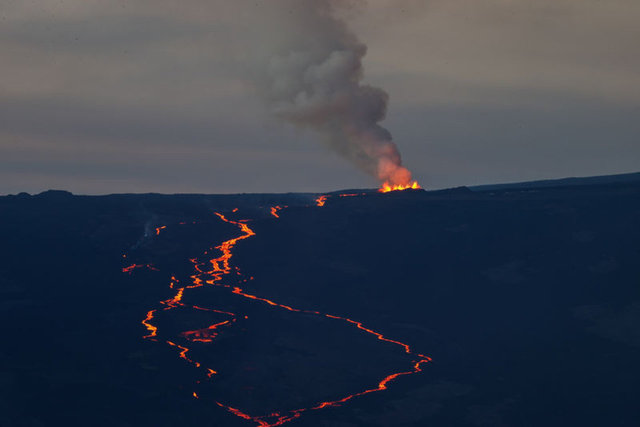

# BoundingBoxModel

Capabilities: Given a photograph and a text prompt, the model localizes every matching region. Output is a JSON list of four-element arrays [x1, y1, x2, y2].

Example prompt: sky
[[2, 0, 639, 195]]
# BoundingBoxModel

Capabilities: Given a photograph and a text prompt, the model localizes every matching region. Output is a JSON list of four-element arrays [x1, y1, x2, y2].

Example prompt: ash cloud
[[262, 1, 414, 186]]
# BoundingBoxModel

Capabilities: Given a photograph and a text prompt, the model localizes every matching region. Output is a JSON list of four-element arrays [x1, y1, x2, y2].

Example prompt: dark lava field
[[0, 174, 639, 426]]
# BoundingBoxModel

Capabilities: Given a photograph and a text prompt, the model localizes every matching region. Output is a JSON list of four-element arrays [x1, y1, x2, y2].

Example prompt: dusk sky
[[2, 0, 639, 195]]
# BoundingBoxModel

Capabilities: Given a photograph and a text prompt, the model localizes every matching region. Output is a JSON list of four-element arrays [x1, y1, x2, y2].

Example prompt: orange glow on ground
[[141, 310, 158, 339], [315, 195, 328, 206], [181, 319, 234, 342], [160, 287, 184, 310], [270, 206, 286, 218], [378, 181, 421, 193], [122, 263, 158, 274], [127, 202, 431, 426]]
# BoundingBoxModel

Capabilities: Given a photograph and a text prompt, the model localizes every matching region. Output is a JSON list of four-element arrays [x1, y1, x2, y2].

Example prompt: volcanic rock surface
[[0, 175, 639, 426]]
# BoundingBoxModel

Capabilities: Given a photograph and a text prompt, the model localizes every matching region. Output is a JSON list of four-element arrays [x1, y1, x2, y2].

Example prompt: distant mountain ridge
[[4, 171, 640, 198], [470, 171, 640, 192]]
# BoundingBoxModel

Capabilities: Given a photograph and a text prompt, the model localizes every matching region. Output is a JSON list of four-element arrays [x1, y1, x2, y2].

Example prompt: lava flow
[[130, 196, 431, 426], [122, 263, 159, 274], [270, 205, 286, 218]]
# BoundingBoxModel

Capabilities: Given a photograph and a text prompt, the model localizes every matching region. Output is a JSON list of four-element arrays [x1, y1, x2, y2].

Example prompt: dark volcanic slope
[[0, 179, 638, 427]]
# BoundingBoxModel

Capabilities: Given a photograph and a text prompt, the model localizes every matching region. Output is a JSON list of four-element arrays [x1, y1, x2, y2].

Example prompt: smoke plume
[[263, 1, 414, 186]]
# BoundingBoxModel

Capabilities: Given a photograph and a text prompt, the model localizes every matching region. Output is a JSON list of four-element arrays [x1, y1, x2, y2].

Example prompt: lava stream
[[122, 263, 158, 274], [270, 206, 286, 218], [133, 199, 431, 426]]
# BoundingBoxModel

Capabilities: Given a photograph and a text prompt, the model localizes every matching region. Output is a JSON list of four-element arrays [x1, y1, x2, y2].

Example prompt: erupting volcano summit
[[262, 1, 419, 192]]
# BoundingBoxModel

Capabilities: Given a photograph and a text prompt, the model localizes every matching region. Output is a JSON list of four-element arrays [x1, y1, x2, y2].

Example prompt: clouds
[[1, 0, 639, 194], [355, 0, 640, 106], [3, 0, 639, 108]]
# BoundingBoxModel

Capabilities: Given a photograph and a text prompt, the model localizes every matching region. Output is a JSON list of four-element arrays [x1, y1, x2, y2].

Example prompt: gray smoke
[[263, 1, 414, 186]]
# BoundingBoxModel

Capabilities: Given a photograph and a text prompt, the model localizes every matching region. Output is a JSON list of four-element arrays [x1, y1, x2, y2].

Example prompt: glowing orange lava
[[141, 309, 158, 339], [315, 195, 328, 206], [128, 202, 431, 426], [181, 319, 234, 343], [122, 263, 158, 274], [378, 181, 421, 193], [270, 205, 287, 218]]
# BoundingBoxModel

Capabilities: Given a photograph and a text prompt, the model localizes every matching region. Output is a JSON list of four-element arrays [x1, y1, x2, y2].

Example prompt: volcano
[[0, 173, 639, 426]]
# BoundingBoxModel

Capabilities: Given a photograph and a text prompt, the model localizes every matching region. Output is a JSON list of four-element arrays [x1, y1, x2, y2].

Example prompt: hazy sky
[[2, 0, 639, 194]]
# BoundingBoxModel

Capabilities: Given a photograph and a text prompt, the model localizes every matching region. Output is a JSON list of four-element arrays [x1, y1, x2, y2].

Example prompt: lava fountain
[[378, 181, 421, 193]]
